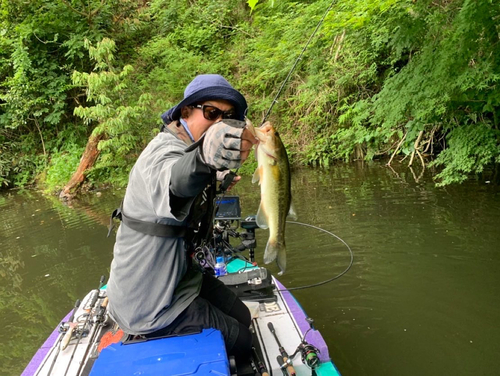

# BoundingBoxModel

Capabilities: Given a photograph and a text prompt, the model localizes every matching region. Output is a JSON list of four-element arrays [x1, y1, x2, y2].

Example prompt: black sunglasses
[[193, 104, 237, 121]]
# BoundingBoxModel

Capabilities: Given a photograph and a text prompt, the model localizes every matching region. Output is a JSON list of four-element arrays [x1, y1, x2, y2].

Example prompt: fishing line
[[220, 0, 338, 223], [261, 0, 338, 124], [276, 221, 354, 292]]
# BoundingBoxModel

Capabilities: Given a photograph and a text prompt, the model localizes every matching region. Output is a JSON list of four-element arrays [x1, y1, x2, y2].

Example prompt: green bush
[[44, 144, 85, 193], [1, 0, 499, 191]]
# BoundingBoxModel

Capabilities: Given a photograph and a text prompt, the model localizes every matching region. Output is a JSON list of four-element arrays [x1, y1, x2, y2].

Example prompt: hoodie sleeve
[[169, 148, 214, 218]]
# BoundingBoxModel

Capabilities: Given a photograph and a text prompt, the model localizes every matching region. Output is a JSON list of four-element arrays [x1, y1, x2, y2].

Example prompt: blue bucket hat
[[161, 74, 248, 124]]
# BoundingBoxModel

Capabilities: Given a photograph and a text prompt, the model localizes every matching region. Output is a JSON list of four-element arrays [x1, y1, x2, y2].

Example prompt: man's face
[[185, 99, 234, 142]]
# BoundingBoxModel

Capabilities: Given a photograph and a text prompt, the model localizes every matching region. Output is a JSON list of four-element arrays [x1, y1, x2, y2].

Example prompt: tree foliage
[[1, 0, 499, 192]]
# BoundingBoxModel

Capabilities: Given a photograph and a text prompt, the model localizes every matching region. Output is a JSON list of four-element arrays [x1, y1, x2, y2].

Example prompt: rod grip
[[267, 322, 275, 332], [88, 289, 99, 310], [68, 299, 81, 323], [277, 356, 287, 376], [283, 357, 296, 376], [60, 323, 76, 351]]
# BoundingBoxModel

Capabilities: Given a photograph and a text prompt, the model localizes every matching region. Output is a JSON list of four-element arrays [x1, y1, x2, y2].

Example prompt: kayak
[[23, 197, 342, 375], [22, 258, 340, 376]]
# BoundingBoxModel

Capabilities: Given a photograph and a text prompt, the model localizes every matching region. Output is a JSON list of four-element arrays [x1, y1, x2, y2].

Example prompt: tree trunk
[[59, 133, 104, 200]]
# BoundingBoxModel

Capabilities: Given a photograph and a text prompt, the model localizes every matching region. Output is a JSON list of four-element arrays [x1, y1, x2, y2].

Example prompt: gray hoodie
[[107, 125, 212, 334]]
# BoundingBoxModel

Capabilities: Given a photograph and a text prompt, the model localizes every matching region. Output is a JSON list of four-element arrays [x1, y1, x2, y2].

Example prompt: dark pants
[[145, 273, 252, 358]]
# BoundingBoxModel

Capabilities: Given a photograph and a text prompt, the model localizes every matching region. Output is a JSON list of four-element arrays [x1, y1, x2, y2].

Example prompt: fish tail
[[277, 245, 287, 275], [264, 239, 287, 274], [263, 239, 279, 265]]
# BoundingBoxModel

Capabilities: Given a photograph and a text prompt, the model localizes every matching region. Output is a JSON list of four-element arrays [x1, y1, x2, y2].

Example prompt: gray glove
[[201, 119, 246, 170]]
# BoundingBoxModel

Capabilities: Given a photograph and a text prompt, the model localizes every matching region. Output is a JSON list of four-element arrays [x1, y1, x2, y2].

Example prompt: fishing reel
[[289, 340, 320, 376], [296, 341, 320, 370], [290, 317, 321, 374]]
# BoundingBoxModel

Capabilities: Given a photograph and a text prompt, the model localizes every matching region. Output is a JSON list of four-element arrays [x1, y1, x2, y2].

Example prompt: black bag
[[218, 267, 275, 302]]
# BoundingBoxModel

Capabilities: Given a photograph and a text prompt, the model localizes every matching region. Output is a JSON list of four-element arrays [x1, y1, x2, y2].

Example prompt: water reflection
[[0, 190, 118, 375], [2, 163, 500, 376]]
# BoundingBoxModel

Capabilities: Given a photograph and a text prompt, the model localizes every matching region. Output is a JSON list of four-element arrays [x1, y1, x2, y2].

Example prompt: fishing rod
[[76, 288, 109, 375], [215, 0, 337, 198], [60, 298, 84, 351], [277, 356, 289, 376], [261, 0, 338, 124], [63, 275, 105, 376], [43, 299, 81, 376], [213, 0, 338, 227], [252, 346, 270, 376], [268, 322, 296, 376]]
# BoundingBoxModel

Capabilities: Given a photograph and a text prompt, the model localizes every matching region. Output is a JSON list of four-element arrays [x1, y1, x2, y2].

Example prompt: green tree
[[59, 38, 152, 197], [1, 0, 499, 191]]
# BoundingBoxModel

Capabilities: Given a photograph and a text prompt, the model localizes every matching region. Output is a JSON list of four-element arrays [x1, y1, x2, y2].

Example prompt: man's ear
[[180, 106, 193, 119]]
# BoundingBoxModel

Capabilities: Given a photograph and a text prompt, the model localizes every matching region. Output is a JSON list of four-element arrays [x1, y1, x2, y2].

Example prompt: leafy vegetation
[[1, 0, 499, 193]]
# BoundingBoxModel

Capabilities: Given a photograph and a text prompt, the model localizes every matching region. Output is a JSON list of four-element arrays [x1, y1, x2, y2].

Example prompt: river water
[[1, 163, 499, 376]]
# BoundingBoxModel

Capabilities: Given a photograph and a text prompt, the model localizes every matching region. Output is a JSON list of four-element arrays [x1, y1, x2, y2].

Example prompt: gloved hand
[[201, 119, 257, 170]]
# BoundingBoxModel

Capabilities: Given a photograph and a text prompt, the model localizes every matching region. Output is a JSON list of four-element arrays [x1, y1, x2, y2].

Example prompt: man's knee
[[229, 298, 252, 327], [228, 322, 252, 358]]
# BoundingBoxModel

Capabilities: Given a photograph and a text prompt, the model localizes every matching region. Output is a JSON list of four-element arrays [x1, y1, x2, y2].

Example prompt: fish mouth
[[253, 128, 266, 142], [257, 143, 277, 161], [254, 123, 272, 142], [254, 122, 277, 160]]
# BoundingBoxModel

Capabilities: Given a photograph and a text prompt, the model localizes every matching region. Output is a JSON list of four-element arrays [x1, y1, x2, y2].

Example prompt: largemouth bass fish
[[251, 121, 296, 274]]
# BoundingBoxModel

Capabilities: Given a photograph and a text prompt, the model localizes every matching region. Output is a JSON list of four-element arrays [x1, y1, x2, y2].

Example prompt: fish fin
[[252, 166, 261, 184], [276, 244, 287, 275], [256, 203, 268, 229], [287, 202, 297, 221], [263, 239, 279, 264], [263, 240, 287, 275]]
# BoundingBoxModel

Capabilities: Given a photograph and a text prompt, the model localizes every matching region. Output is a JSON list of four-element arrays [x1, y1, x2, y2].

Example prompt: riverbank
[[2, 1, 499, 192]]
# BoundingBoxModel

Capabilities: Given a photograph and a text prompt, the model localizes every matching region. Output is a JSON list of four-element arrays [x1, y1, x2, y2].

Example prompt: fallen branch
[[422, 124, 439, 154], [408, 130, 424, 167], [387, 132, 407, 166], [416, 148, 426, 170]]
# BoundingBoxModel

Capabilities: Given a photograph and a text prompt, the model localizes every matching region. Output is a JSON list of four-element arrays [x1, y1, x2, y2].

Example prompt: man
[[107, 74, 258, 359]]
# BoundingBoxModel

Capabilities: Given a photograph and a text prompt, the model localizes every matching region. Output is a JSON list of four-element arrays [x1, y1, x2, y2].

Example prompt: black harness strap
[[107, 204, 186, 238]]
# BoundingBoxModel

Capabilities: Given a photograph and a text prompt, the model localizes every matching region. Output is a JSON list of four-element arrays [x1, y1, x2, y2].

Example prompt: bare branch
[[387, 132, 407, 166], [59, 0, 88, 18], [408, 130, 424, 167]]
